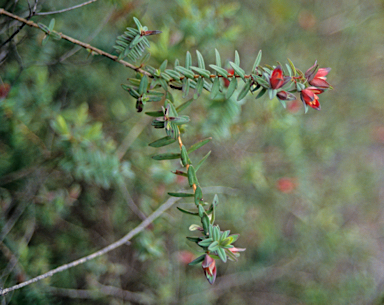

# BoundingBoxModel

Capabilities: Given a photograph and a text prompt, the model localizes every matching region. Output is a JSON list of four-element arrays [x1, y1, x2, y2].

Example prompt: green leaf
[[182, 78, 190, 98], [225, 248, 238, 262], [48, 18, 55, 31], [171, 115, 190, 125], [201, 214, 210, 235], [198, 238, 213, 247], [253, 75, 270, 88], [213, 226, 220, 241], [166, 121, 179, 139], [227, 234, 239, 244], [172, 170, 188, 177], [188, 137, 212, 154], [148, 136, 176, 147], [217, 247, 227, 263], [38, 23, 50, 34], [226, 77, 237, 99], [152, 153, 181, 160], [229, 62, 245, 80], [210, 77, 220, 99], [196, 50, 205, 69], [234, 50, 240, 66], [181, 145, 191, 166], [304, 103, 309, 114], [170, 192, 194, 197], [133, 17, 143, 30], [140, 53, 151, 65], [208, 241, 219, 251], [195, 186, 203, 206], [252, 50, 262, 71], [194, 77, 204, 99], [296, 82, 305, 91], [186, 236, 201, 243], [237, 78, 252, 101], [139, 75, 148, 95], [159, 59, 168, 72], [164, 69, 181, 80], [198, 204, 205, 217], [165, 100, 178, 117], [195, 151, 211, 172], [175, 66, 195, 79], [145, 111, 163, 117], [215, 49, 221, 67], [176, 98, 193, 113], [287, 58, 296, 76], [190, 67, 211, 79], [160, 72, 172, 82], [268, 89, 277, 100], [42, 35, 50, 46], [255, 87, 267, 99], [177, 207, 199, 216], [188, 254, 205, 266], [187, 165, 198, 186], [278, 98, 287, 109], [185, 51, 192, 69], [209, 65, 229, 79]]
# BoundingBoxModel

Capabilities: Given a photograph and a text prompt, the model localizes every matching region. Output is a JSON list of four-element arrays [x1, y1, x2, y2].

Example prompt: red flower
[[228, 247, 246, 254], [305, 61, 331, 89], [224, 68, 234, 87], [300, 87, 323, 110], [269, 65, 284, 89], [276, 90, 296, 101], [202, 254, 217, 284], [277, 177, 298, 193]]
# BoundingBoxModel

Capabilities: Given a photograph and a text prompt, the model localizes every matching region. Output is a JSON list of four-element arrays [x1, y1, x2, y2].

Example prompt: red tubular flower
[[276, 90, 296, 101], [300, 87, 323, 110], [305, 61, 331, 89], [229, 247, 246, 254], [269, 65, 284, 89], [202, 254, 217, 284]]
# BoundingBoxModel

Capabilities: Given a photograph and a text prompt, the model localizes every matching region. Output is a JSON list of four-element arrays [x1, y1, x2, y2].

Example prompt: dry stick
[[35, 0, 98, 16], [0, 9, 150, 76], [0, 196, 180, 296]]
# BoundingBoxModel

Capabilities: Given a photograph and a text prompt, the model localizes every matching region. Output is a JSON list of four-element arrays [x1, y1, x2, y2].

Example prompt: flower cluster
[[267, 61, 331, 111]]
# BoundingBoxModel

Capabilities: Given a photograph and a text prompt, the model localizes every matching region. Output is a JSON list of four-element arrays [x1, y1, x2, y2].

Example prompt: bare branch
[[0, 9, 150, 76], [0, 197, 179, 296], [35, 0, 98, 16]]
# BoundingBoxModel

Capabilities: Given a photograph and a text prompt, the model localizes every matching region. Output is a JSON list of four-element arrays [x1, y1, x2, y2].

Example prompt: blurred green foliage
[[1, 0, 384, 304]]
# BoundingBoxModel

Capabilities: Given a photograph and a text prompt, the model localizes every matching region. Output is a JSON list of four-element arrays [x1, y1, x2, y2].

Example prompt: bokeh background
[[1, 0, 384, 304]]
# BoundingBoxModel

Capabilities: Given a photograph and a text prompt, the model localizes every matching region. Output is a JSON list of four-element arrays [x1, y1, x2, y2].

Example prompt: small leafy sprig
[[119, 18, 332, 284]]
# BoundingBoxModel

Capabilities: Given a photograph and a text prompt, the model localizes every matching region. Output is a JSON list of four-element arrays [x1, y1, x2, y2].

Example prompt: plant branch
[[35, 0, 98, 16], [0, 9, 150, 76], [0, 196, 180, 296]]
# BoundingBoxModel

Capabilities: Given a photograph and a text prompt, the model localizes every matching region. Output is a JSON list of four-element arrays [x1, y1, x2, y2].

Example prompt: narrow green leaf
[[229, 62, 245, 80], [182, 78, 190, 98], [181, 145, 191, 166], [226, 77, 238, 99], [213, 194, 219, 207], [176, 98, 193, 113], [165, 100, 178, 116], [237, 78, 252, 101], [48, 18, 55, 31], [287, 58, 296, 76], [195, 186, 203, 206], [186, 236, 201, 242], [217, 247, 227, 263], [38, 23, 50, 34], [139, 75, 148, 95], [213, 226, 220, 241], [185, 51, 192, 69], [268, 89, 277, 100], [252, 50, 262, 71], [170, 192, 194, 197], [210, 77, 220, 99], [255, 87, 267, 99], [235, 50, 240, 66], [166, 121, 179, 139], [152, 153, 181, 160], [253, 75, 270, 88], [208, 241, 219, 251], [140, 53, 151, 65], [278, 98, 287, 109], [187, 165, 198, 186], [188, 137, 212, 154], [172, 170, 188, 177], [160, 72, 172, 82], [165, 69, 181, 80], [215, 49, 221, 67], [201, 214, 210, 235], [129, 35, 143, 50], [225, 248, 238, 262], [227, 234, 239, 244], [171, 115, 190, 125], [194, 77, 204, 99], [188, 255, 205, 266], [177, 207, 199, 216], [148, 136, 176, 148], [209, 65, 229, 79], [198, 205, 205, 217], [195, 151, 211, 172], [133, 17, 143, 30], [196, 50, 205, 69], [304, 103, 309, 114], [198, 238, 213, 247], [159, 59, 168, 72], [190, 67, 211, 79], [145, 111, 163, 117], [175, 66, 195, 79], [296, 82, 305, 91]]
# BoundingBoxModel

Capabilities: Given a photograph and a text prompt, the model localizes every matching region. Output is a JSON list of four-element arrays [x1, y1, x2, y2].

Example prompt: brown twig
[[0, 9, 150, 76], [0, 196, 179, 296], [35, 0, 98, 16]]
